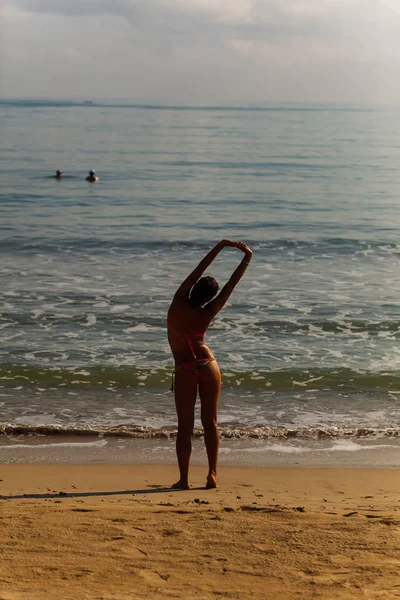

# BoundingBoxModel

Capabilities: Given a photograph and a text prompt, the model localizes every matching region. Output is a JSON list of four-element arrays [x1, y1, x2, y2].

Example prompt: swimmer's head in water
[[189, 276, 219, 307]]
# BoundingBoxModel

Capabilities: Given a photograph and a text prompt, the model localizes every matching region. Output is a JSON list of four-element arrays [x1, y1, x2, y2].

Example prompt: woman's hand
[[234, 241, 252, 259], [219, 239, 236, 247]]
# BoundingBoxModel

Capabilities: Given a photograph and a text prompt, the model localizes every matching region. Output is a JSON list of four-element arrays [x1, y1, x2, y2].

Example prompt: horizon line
[[0, 98, 382, 112]]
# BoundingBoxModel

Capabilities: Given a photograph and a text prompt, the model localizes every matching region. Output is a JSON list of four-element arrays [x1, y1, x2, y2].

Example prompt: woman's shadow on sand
[[0, 485, 206, 501]]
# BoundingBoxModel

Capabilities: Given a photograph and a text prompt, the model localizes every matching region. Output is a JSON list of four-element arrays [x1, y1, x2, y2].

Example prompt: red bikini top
[[167, 321, 205, 359]]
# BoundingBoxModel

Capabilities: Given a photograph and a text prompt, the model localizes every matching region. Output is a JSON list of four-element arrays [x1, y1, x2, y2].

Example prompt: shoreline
[[1, 464, 400, 599], [1, 434, 400, 468]]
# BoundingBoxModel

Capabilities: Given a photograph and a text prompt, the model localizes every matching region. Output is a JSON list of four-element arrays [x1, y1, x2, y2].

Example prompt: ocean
[[1, 99, 399, 466]]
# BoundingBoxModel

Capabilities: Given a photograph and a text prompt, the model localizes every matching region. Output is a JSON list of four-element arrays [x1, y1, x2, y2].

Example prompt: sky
[[1, 0, 400, 104]]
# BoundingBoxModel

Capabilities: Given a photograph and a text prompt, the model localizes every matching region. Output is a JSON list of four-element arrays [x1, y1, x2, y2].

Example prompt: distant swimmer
[[86, 170, 99, 182], [54, 170, 63, 179]]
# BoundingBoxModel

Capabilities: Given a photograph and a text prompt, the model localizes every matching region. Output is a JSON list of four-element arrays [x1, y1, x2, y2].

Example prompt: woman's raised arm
[[174, 240, 235, 299], [205, 241, 252, 317]]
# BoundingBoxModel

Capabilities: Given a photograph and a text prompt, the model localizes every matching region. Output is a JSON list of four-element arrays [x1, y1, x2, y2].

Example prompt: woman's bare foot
[[206, 473, 218, 489], [172, 479, 190, 490]]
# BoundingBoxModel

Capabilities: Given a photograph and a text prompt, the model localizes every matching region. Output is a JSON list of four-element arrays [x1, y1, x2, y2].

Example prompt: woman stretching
[[167, 239, 253, 489]]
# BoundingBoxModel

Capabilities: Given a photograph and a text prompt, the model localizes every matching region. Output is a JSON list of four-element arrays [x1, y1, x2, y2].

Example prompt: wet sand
[[1, 465, 399, 599]]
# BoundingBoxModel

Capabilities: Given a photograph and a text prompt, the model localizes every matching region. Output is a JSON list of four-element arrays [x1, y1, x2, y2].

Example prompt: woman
[[167, 239, 253, 489]]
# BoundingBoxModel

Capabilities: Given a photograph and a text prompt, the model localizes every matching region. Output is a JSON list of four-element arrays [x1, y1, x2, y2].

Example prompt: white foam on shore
[[0, 439, 107, 450], [329, 440, 395, 452]]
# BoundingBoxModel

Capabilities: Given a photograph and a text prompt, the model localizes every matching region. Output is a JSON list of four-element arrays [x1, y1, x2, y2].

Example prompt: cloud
[[4, 0, 399, 60], [1, 0, 400, 103], [1, 0, 132, 19], [3, 0, 253, 24]]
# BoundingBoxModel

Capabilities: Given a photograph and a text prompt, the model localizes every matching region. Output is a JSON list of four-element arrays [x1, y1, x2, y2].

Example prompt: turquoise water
[[1, 100, 400, 463]]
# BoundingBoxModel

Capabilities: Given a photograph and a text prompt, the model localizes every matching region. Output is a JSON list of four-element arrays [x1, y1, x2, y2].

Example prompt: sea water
[[1, 100, 400, 465]]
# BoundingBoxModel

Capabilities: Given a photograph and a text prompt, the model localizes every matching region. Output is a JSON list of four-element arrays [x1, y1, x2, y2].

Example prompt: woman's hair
[[188, 276, 219, 307]]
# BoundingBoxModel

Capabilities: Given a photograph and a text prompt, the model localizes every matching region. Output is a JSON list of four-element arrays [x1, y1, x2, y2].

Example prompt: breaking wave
[[1, 423, 399, 440]]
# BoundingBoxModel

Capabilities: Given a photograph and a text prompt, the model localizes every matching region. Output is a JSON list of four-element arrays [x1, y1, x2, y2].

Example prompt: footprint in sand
[[162, 527, 184, 536], [139, 570, 169, 584]]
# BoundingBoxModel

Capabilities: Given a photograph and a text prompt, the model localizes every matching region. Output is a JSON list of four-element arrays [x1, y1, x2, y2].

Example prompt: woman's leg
[[172, 368, 198, 489], [199, 361, 221, 488]]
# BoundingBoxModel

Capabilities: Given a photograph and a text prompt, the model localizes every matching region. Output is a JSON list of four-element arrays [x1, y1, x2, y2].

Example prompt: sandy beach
[[0, 465, 399, 599]]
